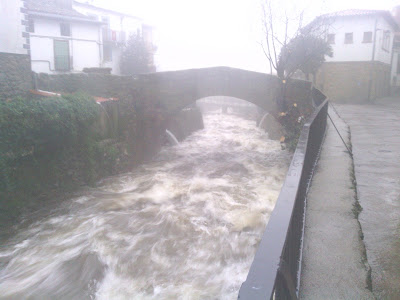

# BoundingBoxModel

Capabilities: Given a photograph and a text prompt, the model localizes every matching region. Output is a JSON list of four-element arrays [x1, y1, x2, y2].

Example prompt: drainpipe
[[389, 34, 396, 96], [70, 34, 74, 71], [99, 26, 102, 67], [368, 18, 378, 101], [31, 60, 56, 71], [371, 18, 378, 61]]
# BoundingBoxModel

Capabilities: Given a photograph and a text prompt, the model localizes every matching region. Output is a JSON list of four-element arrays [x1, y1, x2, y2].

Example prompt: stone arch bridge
[[34, 66, 315, 164], [35, 66, 313, 116], [136, 67, 312, 115]]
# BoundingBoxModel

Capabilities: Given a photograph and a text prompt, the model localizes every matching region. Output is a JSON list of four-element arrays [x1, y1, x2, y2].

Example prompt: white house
[[0, 0, 34, 99], [26, 0, 105, 74], [308, 9, 399, 102], [0, 0, 29, 55], [25, 0, 154, 75], [73, 1, 155, 74]]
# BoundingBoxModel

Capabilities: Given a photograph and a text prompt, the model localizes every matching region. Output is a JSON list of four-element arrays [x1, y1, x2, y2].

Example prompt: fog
[[89, 0, 399, 73]]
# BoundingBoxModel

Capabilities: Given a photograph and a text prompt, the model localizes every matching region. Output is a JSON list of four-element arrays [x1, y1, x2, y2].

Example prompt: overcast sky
[[90, 0, 399, 73]]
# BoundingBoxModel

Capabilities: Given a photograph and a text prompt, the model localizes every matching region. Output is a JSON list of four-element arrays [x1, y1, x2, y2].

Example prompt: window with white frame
[[60, 23, 70, 36], [103, 44, 112, 62], [344, 33, 353, 44], [382, 31, 390, 51], [327, 34, 335, 44], [363, 32, 372, 43]]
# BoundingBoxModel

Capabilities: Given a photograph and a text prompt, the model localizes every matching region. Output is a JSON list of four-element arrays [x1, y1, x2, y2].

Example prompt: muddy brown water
[[0, 113, 289, 299]]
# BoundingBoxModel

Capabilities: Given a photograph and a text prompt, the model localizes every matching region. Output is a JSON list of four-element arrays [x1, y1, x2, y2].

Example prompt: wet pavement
[[336, 98, 400, 299], [300, 108, 373, 299]]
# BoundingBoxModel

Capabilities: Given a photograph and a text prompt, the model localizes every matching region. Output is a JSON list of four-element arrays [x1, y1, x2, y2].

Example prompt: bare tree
[[261, 1, 304, 79], [261, 1, 332, 81], [261, 1, 332, 110]]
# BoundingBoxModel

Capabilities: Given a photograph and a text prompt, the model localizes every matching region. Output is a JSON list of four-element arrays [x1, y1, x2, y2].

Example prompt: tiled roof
[[26, 0, 91, 19], [321, 9, 387, 18]]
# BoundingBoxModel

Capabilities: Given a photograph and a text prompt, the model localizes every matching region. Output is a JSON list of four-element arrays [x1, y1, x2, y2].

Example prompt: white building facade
[[0, 0, 33, 99], [73, 1, 154, 75], [27, 0, 104, 74], [310, 10, 399, 102], [324, 14, 394, 64], [24, 0, 154, 75], [0, 0, 29, 55]]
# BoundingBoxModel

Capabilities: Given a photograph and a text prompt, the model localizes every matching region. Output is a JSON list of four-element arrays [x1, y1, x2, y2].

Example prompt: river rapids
[[0, 112, 290, 299]]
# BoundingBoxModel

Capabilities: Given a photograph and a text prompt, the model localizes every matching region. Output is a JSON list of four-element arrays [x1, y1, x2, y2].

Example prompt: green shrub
[[0, 93, 100, 158], [0, 94, 101, 214]]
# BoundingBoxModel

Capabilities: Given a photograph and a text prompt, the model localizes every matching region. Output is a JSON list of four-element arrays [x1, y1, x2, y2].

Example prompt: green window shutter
[[54, 40, 70, 71]]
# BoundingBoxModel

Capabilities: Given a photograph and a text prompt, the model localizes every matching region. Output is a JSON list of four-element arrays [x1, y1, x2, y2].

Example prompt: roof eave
[[28, 11, 106, 24], [73, 1, 143, 22], [321, 11, 399, 31]]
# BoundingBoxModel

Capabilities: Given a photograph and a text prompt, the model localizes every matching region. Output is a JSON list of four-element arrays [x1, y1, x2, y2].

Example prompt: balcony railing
[[102, 28, 126, 44]]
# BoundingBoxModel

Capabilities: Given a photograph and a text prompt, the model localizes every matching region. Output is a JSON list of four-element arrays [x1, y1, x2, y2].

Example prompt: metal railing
[[238, 99, 329, 300]]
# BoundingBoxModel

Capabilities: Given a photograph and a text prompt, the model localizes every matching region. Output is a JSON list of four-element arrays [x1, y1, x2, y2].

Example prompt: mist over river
[[0, 112, 290, 299]]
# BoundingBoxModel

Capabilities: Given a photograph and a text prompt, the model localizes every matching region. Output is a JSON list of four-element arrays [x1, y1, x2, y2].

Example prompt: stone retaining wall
[[0, 53, 32, 100], [316, 61, 391, 103], [166, 107, 204, 142], [34, 72, 135, 100]]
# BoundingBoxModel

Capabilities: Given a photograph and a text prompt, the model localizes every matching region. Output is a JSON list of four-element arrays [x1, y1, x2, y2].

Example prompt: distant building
[[0, 0, 33, 99], [23, 0, 154, 74], [390, 6, 400, 94], [308, 9, 399, 102], [73, 1, 155, 74], [26, 0, 105, 73], [0, 0, 29, 55]]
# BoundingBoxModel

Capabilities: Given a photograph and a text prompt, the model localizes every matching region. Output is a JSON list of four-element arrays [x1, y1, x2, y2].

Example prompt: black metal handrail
[[238, 99, 329, 300]]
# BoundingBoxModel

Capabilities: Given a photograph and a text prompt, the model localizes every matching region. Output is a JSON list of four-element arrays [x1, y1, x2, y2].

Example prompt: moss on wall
[[0, 94, 126, 227], [0, 53, 33, 100]]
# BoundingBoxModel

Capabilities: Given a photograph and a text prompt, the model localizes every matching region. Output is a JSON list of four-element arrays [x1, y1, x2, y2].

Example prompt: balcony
[[102, 28, 126, 45]]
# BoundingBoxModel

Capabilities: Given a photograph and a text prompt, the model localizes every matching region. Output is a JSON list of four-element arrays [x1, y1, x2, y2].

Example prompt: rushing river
[[0, 112, 289, 299]]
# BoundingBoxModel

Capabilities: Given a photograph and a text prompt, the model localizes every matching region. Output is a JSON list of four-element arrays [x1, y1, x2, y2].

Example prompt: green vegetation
[[0, 94, 121, 220], [279, 34, 333, 81], [275, 34, 331, 151], [120, 33, 156, 75], [276, 98, 314, 152]]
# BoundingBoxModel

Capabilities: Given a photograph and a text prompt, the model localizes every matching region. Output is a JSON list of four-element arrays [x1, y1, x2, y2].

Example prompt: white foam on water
[[0, 113, 290, 299]]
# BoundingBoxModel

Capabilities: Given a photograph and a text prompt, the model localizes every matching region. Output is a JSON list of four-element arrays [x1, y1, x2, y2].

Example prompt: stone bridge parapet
[[34, 66, 312, 116]]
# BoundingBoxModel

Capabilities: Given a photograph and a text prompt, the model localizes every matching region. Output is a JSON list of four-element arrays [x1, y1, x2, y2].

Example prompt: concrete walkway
[[336, 98, 400, 299], [299, 108, 373, 299]]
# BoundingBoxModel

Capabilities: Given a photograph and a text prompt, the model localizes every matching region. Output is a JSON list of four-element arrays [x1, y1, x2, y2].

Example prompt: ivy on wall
[[0, 94, 121, 220]]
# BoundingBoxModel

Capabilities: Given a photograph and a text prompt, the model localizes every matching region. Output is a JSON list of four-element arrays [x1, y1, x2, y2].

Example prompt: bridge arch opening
[[195, 96, 265, 122], [163, 95, 281, 148]]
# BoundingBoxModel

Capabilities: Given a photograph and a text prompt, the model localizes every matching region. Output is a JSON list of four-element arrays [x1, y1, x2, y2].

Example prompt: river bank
[[0, 95, 203, 239]]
